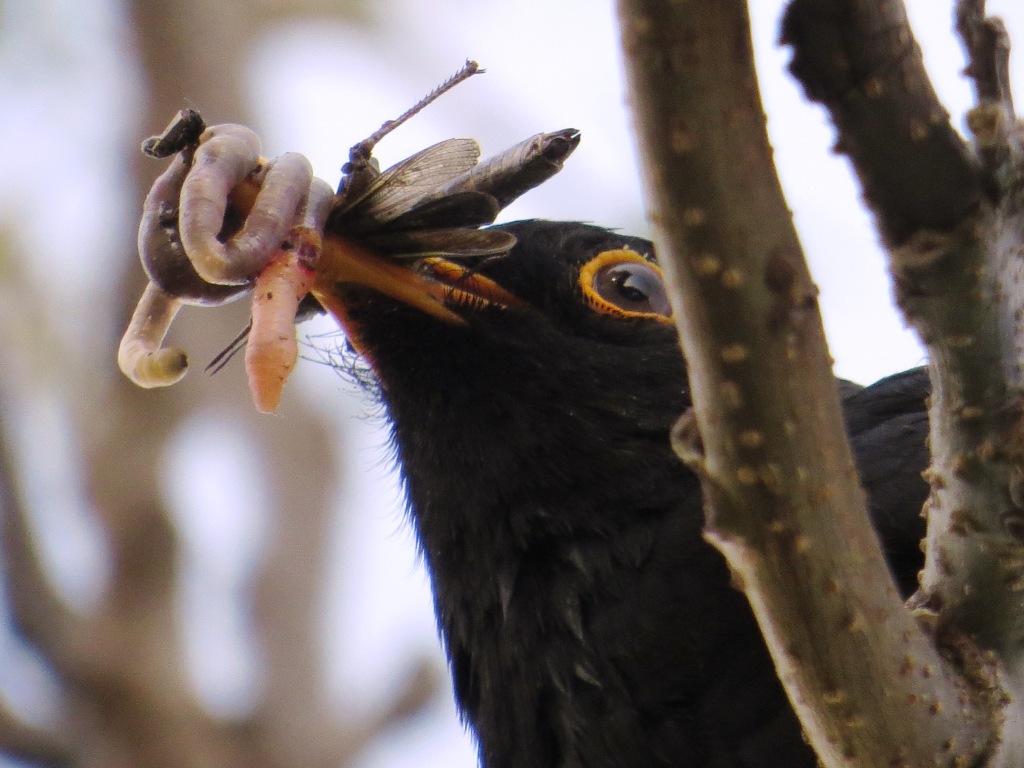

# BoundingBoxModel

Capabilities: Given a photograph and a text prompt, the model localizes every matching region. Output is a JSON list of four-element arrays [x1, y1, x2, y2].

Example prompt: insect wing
[[383, 190, 501, 232], [338, 138, 481, 230], [360, 227, 517, 259]]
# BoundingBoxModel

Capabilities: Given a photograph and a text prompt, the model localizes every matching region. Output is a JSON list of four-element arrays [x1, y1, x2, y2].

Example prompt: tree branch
[[245, 405, 348, 765], [787, 0, 1024, 759], [957, 1, 1022, 174], [781, 0, 987, 246], [615, 1, 991, 765]]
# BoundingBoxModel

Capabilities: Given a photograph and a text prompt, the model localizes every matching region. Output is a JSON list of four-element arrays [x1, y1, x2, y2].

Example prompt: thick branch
[[894, 208, 1024, 679], [905, 4, 1024, 760], [616, 1, 989, 766], [781, 0, 986, 246], [784, 0, 1024, 760]]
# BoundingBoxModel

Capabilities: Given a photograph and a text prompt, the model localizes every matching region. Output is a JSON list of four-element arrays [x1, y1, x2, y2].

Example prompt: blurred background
[[0, 1, 1021, 766]]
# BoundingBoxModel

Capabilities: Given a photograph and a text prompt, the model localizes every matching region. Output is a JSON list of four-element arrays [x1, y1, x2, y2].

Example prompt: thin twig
[[957, 0, 1014, 114], [782, 0, 986, 245], [957, 0, 1020, 169]]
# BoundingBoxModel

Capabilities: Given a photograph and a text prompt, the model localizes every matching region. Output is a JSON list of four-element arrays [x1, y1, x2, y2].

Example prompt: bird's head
[[314, 219, 695, 542], [337, 219, 672, 337]]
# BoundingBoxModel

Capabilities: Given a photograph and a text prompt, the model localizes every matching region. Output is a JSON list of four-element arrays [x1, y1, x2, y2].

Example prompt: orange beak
[[312, 233, 523, 327]]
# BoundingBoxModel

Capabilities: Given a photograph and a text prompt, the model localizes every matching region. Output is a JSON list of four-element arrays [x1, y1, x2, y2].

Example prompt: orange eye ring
[[578, 249, 674, 323]]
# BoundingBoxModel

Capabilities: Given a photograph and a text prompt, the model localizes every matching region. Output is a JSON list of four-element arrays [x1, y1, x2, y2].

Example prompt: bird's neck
[[373, 328, 790, 767]]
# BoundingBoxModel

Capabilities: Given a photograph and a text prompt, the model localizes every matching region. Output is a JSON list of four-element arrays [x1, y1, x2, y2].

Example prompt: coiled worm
[[120, 121, 322, 391]]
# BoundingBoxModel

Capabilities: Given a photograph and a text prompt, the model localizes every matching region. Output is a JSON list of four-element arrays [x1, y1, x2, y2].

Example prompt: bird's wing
[[844, 367, 930, 597]]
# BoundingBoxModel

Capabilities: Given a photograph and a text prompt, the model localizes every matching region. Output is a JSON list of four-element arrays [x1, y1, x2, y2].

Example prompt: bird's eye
[[579, 250, 673, 322]]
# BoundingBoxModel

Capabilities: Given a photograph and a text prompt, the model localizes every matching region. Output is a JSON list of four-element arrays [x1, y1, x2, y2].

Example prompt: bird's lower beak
[[312, 234, 523, 327]]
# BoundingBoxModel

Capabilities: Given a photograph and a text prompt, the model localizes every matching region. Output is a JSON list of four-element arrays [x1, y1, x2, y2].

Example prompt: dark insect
[[140, 108, 206, 159]]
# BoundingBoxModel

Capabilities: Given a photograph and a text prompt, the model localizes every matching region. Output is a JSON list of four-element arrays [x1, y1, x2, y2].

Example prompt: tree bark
[[615, 1, 1012, 765]]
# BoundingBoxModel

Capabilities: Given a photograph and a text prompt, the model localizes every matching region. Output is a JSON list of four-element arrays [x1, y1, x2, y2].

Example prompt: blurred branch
[[245, 400, 349, 766], [0, 406, 78, 768], [247, 400, 442, 766], [0, 697, 74, 768], [252, 0, 372, 25], [0, 389, 81, 676], [0, 238, 80, 667], [329, 658, 442, 764], [247, 653, 442, 768], [781, 0, 985, 246]]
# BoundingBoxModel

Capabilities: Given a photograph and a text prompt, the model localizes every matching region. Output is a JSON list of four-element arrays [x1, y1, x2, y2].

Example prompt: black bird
[[327, 219, 929, 768]]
